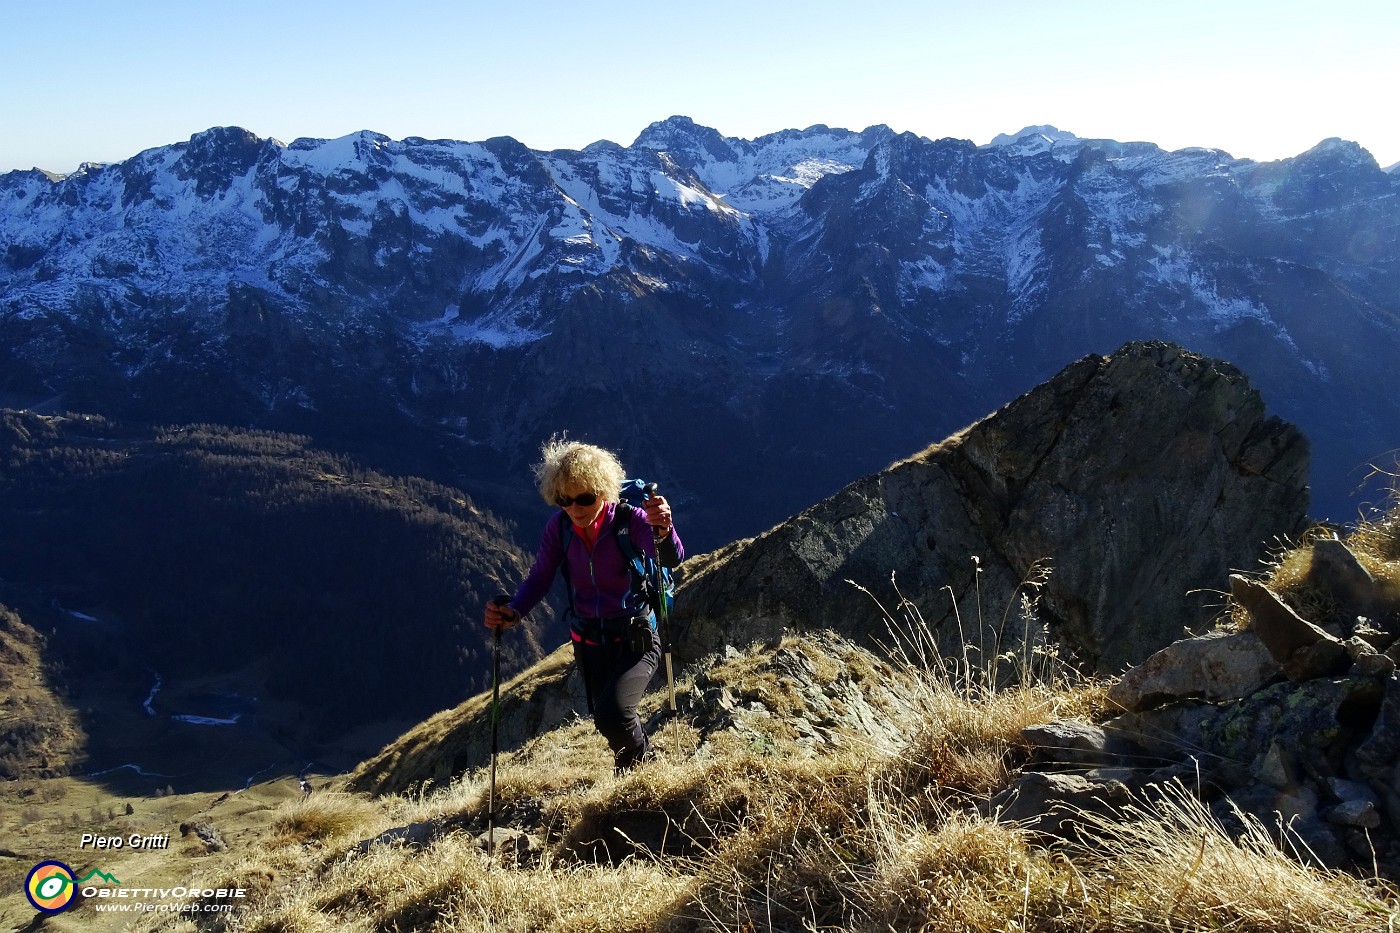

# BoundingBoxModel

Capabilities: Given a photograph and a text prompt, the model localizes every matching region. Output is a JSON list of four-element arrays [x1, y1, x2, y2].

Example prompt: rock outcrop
[[1010, 533, 1400, 876], [674, 341, 1309, 675]]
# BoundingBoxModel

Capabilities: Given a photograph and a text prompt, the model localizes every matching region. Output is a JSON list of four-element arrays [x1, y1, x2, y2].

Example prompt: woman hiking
[[484, 438, 684, 771]]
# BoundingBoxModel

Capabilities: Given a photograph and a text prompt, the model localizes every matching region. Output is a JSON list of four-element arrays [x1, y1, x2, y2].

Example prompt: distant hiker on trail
[[485, 438, 684, 772]]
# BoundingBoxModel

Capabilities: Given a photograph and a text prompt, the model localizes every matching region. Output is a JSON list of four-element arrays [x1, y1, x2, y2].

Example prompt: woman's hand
[[644, 495, 673, 535], [485, 600, 520, 630]]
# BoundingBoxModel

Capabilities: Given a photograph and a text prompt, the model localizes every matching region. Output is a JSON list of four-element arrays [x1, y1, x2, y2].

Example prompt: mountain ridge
[[3, 117, 1397, 548]]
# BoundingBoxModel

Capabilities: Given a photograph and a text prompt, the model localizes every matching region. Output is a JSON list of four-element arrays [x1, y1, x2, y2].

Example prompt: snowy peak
[[173, 126, 279, 195], [987, 124, 1082, 153], [626, 118, 888, 215], [633, 115, 738, 162], [1297, 136, 1380, 171]]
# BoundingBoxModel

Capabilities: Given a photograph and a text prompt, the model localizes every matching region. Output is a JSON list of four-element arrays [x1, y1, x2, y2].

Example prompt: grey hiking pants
[[573, 622, 660, 770]]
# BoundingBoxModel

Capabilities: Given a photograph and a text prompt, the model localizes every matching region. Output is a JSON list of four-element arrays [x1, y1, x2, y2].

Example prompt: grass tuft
[[269, 792, 382, 845]]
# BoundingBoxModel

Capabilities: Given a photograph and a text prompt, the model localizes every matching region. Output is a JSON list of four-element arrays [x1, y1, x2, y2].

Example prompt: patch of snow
[[143, 671, 163, 716], [1147, 249, 1304, 353], [172, 714, 242, 725], [900, 256, 951, 295], [1005, 225, 1045, 320], [86, 763, 175, 778], [429, 318, 548, 348]]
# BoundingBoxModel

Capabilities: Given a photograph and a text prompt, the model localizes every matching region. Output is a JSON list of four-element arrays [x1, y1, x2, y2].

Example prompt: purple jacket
[[510, 501, 684, 622]]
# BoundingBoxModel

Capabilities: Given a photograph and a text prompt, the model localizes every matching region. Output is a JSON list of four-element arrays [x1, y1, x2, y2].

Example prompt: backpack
[[557, 479, 679, 621], [617, 479, 680, 619]]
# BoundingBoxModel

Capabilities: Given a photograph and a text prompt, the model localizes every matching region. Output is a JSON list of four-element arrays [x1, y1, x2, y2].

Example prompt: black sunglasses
[[554, 492, 599, 508]]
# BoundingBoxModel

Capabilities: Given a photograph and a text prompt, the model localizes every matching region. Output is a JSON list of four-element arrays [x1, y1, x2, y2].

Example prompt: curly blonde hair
[[533, 437, 626, 506]]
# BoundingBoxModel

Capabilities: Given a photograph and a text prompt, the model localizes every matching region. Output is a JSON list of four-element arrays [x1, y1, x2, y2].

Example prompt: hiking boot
[[613, 742, 656, 774]]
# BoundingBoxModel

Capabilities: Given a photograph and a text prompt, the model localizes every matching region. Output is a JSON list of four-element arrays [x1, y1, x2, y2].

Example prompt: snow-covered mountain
[[3, 118, 1398, 546]]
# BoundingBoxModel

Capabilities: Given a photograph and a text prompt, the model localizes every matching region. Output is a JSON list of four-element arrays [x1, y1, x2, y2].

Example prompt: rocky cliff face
[[674, 341, 1309, 675]]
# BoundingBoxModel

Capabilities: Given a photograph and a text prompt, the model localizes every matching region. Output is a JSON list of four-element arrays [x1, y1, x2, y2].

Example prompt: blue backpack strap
[[611, 502, 650, 603], [614, 501, 672, 621]]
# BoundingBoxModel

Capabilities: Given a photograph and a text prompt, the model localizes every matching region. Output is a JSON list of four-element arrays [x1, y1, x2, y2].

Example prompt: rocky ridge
[[674, 340, 1309, 675], [1006, 526, 1400, 876]]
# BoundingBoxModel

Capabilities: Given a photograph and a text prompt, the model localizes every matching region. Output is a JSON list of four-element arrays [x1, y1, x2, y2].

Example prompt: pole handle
[[490, 593, 514, 637]]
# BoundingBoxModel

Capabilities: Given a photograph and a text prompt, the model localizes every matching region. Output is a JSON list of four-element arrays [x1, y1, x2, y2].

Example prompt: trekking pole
[[487, 594, 509, 863], [643, 485, 677, 714], [644, 484, 679, 755]]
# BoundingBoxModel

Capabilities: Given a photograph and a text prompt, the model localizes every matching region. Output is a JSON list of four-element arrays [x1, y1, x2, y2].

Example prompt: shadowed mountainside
[[0, 411, 554, 774]]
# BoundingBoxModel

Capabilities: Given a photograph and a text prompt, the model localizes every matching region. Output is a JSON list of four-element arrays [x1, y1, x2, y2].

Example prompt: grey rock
[[1354, 619, 1396, 652], [989, 771, 1135, 841], [1256, 741, 1302, 790], [1230, 575, 1349, 680], [1227, 781, 1321, 831], [1327, 800, 1382, 829], [178, 820, 227, 853], [1354, 675, 1400, 792], [1309, 538, 1379, 620], [477, 827, 542, 863], [1102, 702, 1221, 762], [1349, 637, 1396, 677], [1109, 629, 1279, 712], [1022, 720, 1146, 769], [1324, 778, 1387, 837], [1328, 777, 1381, 806], [355, 821, 438, 854], [1200, 678, 1385, 780], [1082, 767, 1149, 785], [1347, 636, 1382, 661]]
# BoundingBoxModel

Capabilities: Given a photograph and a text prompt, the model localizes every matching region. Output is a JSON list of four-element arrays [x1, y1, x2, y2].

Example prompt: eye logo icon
[[26, 860, 77, 913]]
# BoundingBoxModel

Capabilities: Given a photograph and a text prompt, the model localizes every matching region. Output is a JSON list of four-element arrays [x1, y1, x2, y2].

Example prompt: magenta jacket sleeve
[[509, 512, 565, 617]]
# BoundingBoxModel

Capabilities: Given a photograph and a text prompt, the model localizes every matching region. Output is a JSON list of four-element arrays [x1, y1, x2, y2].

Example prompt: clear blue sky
[[2, 0, 1397, 174]]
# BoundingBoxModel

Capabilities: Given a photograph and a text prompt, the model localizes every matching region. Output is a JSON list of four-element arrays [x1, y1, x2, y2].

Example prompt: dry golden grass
[[1063, 783, 1399, 933], [269, 791, 383, 845], [132, 541, 1400, 933], [135, 691, 1400, 933], [1237, 493, 1400, 628]]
